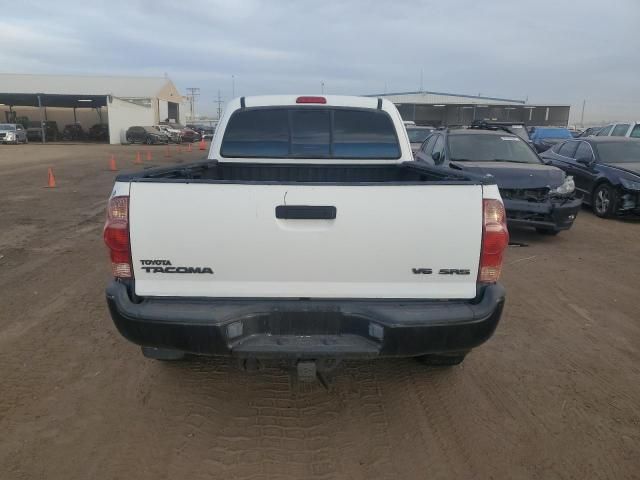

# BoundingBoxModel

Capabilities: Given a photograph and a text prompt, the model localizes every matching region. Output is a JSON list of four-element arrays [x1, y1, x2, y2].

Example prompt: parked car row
[[411, 122, 640, 234], [126, 124, 202, 144], [1, 121, 109, 143], [525, 122, 640, 153]]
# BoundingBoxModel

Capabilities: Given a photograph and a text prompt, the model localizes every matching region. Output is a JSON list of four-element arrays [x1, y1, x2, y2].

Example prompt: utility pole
[[215, 89, 224, 120], [185, 87, 200, 121], [321, 81, 325, 94], [580, 99, 586, 128]]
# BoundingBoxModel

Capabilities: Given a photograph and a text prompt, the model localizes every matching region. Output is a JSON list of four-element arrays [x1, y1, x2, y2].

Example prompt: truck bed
[[117, 160, 488, 185]]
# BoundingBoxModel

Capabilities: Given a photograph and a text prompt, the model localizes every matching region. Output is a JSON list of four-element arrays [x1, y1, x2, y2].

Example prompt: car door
[[571, 141, 598, 198]]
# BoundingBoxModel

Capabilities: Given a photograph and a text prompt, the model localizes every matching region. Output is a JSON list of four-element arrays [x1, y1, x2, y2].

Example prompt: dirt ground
[[0, 143, 638, 480]]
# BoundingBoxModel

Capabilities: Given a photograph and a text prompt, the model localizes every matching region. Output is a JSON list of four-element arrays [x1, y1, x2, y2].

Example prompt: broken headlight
[[550, 176, 575, 196]]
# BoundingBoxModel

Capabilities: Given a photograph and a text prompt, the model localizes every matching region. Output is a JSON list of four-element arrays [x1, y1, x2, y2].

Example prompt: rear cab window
[[631, 125, 640, 138], [220, 107, 401, 159]]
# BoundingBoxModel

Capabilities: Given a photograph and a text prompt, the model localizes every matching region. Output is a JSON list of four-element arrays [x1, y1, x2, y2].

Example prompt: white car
[[595, 122, 640, 138], [0, 123, 28, 144], [154, 124, 182, 143], [104, 95, 508, 375]]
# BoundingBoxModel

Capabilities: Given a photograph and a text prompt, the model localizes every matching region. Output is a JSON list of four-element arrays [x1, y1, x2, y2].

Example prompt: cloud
[[1, 0, 639, 122]]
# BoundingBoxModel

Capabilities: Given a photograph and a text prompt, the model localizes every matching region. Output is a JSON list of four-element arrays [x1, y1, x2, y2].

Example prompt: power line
[[215, 89, 224, 120], [185, 87, 200, 120]]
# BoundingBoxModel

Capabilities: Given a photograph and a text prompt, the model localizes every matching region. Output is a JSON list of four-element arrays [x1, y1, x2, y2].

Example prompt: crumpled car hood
[[448, 161, 566, 189]]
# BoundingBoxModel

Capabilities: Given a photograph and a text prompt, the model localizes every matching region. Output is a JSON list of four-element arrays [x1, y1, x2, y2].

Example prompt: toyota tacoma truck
[[104, 95, 508, 374]]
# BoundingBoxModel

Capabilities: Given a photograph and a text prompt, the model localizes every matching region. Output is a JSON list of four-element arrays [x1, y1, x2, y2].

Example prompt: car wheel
[[24, 137, 28, 144], [416, 353, 467, 367], [141, 346, 185, 361], [145, 136, 153, 145], [535, 227, 559, 235], [593, 183, 617, 218]]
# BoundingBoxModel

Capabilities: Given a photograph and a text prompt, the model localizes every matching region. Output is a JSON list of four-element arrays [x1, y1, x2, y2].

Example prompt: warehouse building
[[0, 73, 186, 144], [367, 91, 570, 127]]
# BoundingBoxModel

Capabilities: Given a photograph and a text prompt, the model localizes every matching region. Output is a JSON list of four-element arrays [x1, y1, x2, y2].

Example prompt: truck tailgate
[[129, 182, 483, 299]]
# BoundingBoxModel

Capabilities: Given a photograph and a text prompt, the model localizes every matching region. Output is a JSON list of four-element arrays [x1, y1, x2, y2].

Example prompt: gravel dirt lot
[[0, 144, 639, 480]]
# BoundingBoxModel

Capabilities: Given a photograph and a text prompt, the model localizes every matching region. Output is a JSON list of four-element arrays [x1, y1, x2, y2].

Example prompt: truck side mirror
[[432, 151, 441, 164]]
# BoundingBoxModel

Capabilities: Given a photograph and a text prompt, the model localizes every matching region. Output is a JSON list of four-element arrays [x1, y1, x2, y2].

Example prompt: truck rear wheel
[[141, 346, 185, 361], [417, 353, 467, 367]]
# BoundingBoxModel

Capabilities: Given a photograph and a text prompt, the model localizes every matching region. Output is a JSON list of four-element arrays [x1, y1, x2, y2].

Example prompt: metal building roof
[[0, 73, 174, 98], [365, 90, 526, 105]]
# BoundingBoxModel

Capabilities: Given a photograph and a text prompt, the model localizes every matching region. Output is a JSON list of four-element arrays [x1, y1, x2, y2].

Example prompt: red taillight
[[479, 199, 509, 283], [296, 96, 327, 104], [103, 195, 132, 278]]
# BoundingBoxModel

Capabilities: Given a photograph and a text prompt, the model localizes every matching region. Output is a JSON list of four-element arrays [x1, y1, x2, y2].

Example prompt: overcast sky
[[1, 0, 639, 123]]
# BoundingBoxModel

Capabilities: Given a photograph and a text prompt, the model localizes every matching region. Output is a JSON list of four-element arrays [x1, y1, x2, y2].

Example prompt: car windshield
[[0, 124, 16, 130], [406, 128, 432, 143], [596, 141, 640, 163], [534, 128, 572, 139], [448, 133, 541, 163]]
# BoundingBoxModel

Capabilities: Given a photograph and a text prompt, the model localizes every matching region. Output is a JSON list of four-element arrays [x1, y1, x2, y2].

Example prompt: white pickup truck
[[104, 95, 508, 372]]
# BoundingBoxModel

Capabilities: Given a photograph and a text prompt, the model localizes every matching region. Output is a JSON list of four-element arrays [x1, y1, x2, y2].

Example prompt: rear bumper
[[106, 281, 505, 359], [504, 197, 581, 231]]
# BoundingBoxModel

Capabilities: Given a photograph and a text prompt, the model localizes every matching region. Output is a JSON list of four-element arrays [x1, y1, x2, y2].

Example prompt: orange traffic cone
[[47, 168, 56, 188], [187, 142, 192, 152], [109, 154, 118, 171], [146, 150, 152, 161], [199, 138, 206, 151], [165, 145, 171, 158]]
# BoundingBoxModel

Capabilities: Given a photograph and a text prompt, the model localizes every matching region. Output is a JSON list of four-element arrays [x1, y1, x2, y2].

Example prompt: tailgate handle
[[275, 205, 337, 220]]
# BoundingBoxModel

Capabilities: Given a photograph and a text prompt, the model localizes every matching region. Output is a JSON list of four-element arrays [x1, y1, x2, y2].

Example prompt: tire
[[416, 353, 467, 367], [145, 136, 153, 145], [592, 183, 617, 218], [24, 137, 28, 144], [141, 346, 185, 361], [126, 136, 133, 144], [536, 227, 559, 235]]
